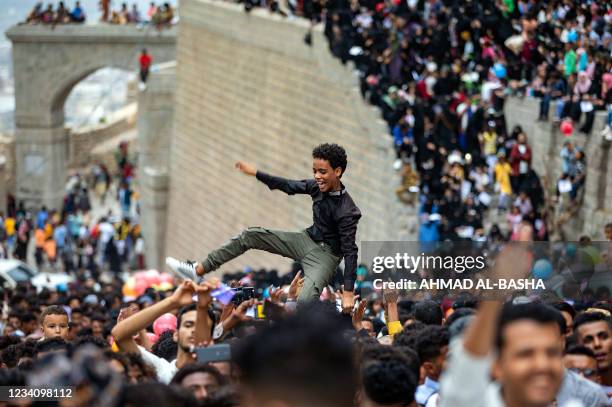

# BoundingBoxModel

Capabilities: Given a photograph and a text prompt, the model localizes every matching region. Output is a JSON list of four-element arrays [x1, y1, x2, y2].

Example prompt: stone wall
[[165, 0, 403, 274], [138, 63, 176, 271], [68, 103, 137, 168], [0, 134, 16, 201], [504, 98, 611, 240]]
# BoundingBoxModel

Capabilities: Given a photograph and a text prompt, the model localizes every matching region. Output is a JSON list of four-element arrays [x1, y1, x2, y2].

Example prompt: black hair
[[73, 335, 110, 350], [104, 350, 129, 376], [17, 341, 38, 360], [91, 313, 106, 323], [20, 313, 37, 324], [1, 345, 21, 368], [565, 344, 596, 359], [361, 345, 417, 406], [0, 336, 22, 351], [415, 326, 450, 363], [365, 343, 420, 381], [120, 383, 198, 407], [36, 337, 69, 354], [152, 330, 178, 361], [445, 307, 475, 328], [312, 143, 348, 177], [71, 307, 84, 315], [414, 300, 443, 325], [496, 303, 564, 350], [0, 368, 26, 386], [66, 295, 81, 306], [177, 304, 197, 328], [392, 321, 426, 349], [573, 311, 612, 332], [170, 362, 227, 387], [125, 353, 157, 382], [233, 307, 355, 407], [199, 385, 241, 407], [550, 301, 576, 319]]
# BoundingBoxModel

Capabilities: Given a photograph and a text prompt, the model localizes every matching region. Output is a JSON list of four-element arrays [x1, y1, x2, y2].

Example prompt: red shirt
[[139, 54, 152, 69]]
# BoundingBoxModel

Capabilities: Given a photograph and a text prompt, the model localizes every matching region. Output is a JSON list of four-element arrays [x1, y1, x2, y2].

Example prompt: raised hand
[[288, 271, 304, 301], [170, 281, 197, 307], [117, 303, 139, 324], [382, 287, 400, 305], [234, 161, 257, 176], [195, 280, 218, 309], [269, 286, 284, 304], [339, 287, 359, 314], [352, 299, 367, 331]]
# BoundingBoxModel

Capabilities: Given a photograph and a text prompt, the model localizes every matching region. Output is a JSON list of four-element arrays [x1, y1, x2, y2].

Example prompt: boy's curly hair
[[312, 144, 348, 177]]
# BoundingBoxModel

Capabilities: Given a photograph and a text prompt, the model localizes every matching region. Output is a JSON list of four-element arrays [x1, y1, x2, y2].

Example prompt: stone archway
[[6, 24, 176, 210]]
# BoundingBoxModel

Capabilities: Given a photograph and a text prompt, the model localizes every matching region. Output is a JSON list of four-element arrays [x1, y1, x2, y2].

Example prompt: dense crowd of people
[[240, 0, 611, 242], [0, 142, 141, 273], [0, 230, 610, 406], [5, 0, 612, 406]]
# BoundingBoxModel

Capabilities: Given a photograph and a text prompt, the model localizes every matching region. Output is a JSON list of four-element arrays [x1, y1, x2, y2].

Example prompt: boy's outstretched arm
[[235, 160, 314, 195]]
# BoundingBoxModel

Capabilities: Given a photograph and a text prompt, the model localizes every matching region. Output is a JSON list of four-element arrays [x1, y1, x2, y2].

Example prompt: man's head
[[573, 311, 612, 372], [493, 303, 564, 407], [36, 337, 69, 358], [312, 143, 347, 192], [20, 313, 38, 335], [71, 307, 84, 327], [174, 304, 197, 353], [360, 345, 417, 407], [360, 317, 375, 337], [234, 305, 355, 407], [563, 344, 601, 384], [39, 305, 69, 340], [170, 362, 227, 400], [415, 326, 449, 382], [91, 314, 106, 338], [414, 300, 443, 325], [550, 301, 575, 337], [605, 223, 612, 241]]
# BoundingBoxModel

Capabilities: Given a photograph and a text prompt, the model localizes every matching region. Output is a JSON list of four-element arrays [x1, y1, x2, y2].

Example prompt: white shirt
[[440, 339, 586, 407], [137, 346, 178, 384], [99, 222, 115, 244]]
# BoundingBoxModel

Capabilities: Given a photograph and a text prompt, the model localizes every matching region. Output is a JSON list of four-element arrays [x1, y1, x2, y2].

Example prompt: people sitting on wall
[[24, 1, 86, 24], [70, 1, 86, 23]]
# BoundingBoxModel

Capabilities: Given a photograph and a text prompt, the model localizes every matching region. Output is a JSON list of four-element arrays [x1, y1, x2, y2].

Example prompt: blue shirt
[[54, 225, 67, 248], [416, 377, 440, 406], [36, 211, 48, 230]]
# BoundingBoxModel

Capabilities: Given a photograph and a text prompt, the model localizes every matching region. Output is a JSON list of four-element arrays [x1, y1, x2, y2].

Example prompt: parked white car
[[0, 260, 74, 291]]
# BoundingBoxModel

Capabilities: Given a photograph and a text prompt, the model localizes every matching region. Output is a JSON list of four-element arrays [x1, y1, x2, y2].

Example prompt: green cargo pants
[[202, 227, 342, 302]]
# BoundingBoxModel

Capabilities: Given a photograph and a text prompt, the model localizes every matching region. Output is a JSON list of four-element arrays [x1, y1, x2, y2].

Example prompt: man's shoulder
[[559, 370, 608, 405], [342, 192, 361, 213]]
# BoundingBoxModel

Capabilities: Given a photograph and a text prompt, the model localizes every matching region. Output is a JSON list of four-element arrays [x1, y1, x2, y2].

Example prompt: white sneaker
[[393, 159, 402, 170], [166, 257, 198, 282]]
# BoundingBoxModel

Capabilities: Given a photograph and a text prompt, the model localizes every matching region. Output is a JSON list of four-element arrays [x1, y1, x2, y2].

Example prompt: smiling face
[[312, 158, 342, 193], [494, 320, 563, 407]]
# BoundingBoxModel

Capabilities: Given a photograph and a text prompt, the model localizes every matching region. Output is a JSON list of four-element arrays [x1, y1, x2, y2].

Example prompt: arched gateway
[[6, 24, 176, 209]]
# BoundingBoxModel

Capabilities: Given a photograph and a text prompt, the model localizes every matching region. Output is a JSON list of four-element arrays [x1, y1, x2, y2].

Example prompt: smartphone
[[196, 344, 231, 364]]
